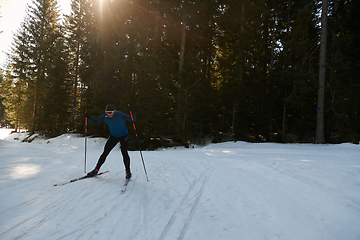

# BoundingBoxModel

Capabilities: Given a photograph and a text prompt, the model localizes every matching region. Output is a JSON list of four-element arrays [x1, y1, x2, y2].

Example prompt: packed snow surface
[[0, 129, 359, 240]]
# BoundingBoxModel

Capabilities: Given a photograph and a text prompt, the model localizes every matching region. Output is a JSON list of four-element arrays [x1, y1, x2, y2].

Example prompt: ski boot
[[87, 168, 99, 177]]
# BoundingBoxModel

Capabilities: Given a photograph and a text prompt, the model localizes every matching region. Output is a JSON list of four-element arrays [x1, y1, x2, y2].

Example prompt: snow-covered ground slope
[[0, 129, 359, 240], [0, 128, 14, 140]]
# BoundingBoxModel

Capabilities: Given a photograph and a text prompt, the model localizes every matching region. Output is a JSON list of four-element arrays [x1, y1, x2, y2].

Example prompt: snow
[[0, 128, 14, 140], [0, 129, 359, 240]]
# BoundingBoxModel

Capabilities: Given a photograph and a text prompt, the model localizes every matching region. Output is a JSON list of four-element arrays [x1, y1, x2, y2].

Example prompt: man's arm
[[119, 111, 136, 122], [87, 113, 106, 125]]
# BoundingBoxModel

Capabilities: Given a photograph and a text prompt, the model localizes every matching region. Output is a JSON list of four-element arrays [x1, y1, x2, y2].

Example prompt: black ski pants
[[95, 134, 130, 172]]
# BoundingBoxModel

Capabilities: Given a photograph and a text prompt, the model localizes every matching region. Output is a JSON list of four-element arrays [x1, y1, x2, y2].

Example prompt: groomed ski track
[[0, 133, 359, 240]]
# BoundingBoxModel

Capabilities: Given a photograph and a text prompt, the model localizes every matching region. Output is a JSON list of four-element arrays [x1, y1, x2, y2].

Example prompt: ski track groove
[[0, 195, 40, 216], [1, 174, 112, 240], [0, 189, 83, 239], [178, 173, 210, 240], [56, 176, 130, 240], [157, 175, 199, 240], [235, 159, 337, 240], [264, 161, 335, 194], [130, 175, 149, 240], [142, 181, 148, 240], [158, 164, 217, 240], [95, 175, 138, 240], [157, 180, 196, 240], [154, 160, 183, 196]]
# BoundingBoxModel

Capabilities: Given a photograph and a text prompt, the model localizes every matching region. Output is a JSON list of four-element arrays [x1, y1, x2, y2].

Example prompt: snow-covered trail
[[0, 132, 359, 240]]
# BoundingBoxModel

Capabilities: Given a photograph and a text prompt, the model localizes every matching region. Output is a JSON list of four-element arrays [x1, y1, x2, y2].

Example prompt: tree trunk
[[73, 40, 80, 130], [238, 1, 245, 83], [282, 95, 286, 143], [315, 0, 328, 143], [177, 18, 187, 142], [234, 1, 246, 138], [31, 84, 37, 133], [179, 20, 186, 75]]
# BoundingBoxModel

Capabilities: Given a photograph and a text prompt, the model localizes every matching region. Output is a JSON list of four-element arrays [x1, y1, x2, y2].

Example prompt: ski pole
[[84, 111, 88, 173], [128, 104, 149, 181]]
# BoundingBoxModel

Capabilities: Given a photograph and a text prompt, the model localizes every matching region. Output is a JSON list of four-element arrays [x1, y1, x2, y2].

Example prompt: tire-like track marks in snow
[[158, 164, 216, 240]]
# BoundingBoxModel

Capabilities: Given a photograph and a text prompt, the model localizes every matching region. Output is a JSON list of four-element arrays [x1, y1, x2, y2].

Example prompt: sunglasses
[[105, 110, 115, 114]]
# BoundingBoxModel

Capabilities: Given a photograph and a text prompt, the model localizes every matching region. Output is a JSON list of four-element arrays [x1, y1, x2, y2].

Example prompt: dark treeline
[[0, 0, 359, 148]]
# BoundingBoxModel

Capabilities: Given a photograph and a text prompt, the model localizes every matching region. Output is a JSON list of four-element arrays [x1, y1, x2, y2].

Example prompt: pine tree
[[25, 0, 63, 132], [5, 0, 70, 134], [39, 27, 71, 134], [65, 0, 88, 131], [0, 70, 10, 127], [315, 0, 328, 143], [325, 0, 360, 143], [4, 21, 32, 131]]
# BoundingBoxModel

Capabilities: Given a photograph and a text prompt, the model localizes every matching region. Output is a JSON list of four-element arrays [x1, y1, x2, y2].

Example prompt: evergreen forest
[[0, 0, 359, 148]]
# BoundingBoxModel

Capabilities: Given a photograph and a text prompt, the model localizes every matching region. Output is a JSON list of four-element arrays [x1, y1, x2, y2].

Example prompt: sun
[[58, 0, 72, 15]]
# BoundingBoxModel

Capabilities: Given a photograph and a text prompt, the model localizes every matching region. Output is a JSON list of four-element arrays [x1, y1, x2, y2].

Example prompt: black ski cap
[[105, 104, 115, 111]]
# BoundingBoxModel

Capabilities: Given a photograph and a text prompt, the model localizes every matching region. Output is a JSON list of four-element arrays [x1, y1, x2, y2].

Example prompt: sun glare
[[10, 164, 41, 179]]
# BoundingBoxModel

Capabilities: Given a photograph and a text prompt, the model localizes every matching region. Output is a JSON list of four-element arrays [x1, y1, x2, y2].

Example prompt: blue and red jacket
[[88, 111, 136, 137]]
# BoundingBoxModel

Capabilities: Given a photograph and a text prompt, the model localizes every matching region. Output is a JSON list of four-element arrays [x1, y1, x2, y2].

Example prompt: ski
[[121, 178, 130, 193], [54, 171, 109, 186]]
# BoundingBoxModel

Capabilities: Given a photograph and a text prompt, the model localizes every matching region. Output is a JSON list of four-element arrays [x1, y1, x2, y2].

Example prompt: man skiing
[[85, 104, 136, 179]]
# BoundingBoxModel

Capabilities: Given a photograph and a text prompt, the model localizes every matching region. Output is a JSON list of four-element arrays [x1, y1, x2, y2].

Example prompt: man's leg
[[92, 135, 119, 172], [120, 134, 131, 175]]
